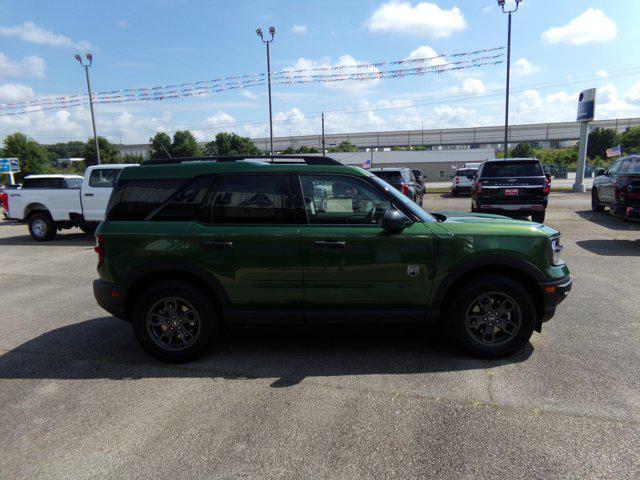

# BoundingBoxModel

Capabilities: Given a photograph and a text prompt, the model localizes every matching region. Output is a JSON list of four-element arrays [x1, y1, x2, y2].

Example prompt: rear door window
[[481, 161, 543, 177], [203, 174, 294, 224], [65, 178, 82, 189]]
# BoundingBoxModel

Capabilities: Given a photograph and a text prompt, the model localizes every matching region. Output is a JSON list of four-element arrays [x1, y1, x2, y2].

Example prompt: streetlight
[[498, 0, 522, 157], [256, 26, 275, 155], [75, 53, 100, 165]]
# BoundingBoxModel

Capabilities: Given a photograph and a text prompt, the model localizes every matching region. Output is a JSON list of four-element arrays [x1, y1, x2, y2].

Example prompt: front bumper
[[539, 276, 572, 324], [93, 279, 128, 320]]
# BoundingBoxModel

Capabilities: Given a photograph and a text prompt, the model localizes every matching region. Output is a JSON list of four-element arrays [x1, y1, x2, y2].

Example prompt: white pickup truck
[[5, 164, 136, 241]]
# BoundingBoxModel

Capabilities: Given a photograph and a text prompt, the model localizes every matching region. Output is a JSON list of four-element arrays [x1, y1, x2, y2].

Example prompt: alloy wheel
[[146, 297, 201, 351], [464, 292, 522, 347]]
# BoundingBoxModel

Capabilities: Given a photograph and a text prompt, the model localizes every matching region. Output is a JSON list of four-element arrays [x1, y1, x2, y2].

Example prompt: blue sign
[[577, 88, 596, 122], [0, 158, 20, 173]]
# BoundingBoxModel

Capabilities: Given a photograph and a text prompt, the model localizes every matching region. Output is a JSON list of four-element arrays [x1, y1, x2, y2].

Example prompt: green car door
[[185, 173, 304, 323], [297, 173, 434, 322]]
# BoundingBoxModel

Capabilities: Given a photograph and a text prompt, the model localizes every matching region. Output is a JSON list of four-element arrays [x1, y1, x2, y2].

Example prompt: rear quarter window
[[106, 178, 188, 221]]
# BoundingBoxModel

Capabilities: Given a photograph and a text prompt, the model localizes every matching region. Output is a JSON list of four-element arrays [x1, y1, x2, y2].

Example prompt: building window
[[439, 170, 445, 178]]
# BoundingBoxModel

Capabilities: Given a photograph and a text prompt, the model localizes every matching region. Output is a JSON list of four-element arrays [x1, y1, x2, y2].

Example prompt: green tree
[[587, 128, 619, 160], [149, 132, 173, 159], [171, 130, 201, 158], [621, 126, 640, 154], [329, 141, 358, 153], [205, 132, 261, 156], [121, 153, 145, 164], [2, 132, 50, 175], [44, 140, 85, 163], [83, 136, 121, 166], [510, 142, 534, 158], [281, 145, 319, 154]]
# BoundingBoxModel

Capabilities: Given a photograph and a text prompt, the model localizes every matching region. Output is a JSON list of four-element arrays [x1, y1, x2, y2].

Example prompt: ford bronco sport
[[93, 155, 571, 362]]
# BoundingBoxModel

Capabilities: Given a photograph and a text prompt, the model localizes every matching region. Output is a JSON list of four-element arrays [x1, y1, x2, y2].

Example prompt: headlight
[[549, 236, 564, 266]]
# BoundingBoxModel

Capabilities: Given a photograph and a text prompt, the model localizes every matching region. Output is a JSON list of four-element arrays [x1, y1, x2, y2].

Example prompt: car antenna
[[161, 144, 173, 159]]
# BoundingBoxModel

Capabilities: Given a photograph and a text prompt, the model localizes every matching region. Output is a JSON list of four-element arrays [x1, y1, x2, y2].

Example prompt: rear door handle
[[200, 240, 233, 249], [313, 240, 346, 250], [84, 193, 94, 196]]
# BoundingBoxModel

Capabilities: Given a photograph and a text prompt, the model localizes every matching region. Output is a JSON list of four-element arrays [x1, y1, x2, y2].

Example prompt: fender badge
[[407, 265, 420, 277]]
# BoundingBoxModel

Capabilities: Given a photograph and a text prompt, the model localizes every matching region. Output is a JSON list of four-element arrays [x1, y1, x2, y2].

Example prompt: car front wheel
[[448, 275, 535, 358], [132, 281, 220, 362]]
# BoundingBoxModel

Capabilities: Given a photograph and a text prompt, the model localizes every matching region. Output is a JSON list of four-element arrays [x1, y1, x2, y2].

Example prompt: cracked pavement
[[0, 193, 639, 479]]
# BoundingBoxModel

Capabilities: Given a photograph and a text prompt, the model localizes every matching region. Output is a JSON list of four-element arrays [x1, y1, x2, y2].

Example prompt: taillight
[[94, 234, 105, 267], [0, 192, 6, 210], [455, 177, 460, 184], [474, 180, 483, 194], [401, 183, 410, 195], [543, 178, 550, 194]]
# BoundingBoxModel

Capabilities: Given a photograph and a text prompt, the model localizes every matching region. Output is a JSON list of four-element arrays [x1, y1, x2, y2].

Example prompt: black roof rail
[[141, 155, 343, 166]]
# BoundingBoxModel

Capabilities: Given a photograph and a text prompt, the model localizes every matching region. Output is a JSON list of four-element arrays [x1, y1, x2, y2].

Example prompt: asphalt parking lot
[[1, 192, 639, 479]]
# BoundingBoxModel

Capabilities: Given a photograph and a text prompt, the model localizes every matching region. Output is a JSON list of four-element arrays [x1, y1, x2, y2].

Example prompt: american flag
[[605, 145, 622, 158], [362, 158, 372, 169]]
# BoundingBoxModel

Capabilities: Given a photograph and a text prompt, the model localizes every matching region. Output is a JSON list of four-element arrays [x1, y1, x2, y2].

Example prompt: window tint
[[372, 171, 402, 184], [627, 158, 640, 173], [300, 174, 393, 225], [481, 161, 543, 177], [607, 159, 622, 175], [22, 177, 65, 189], [106, 179, 187, 221], [89, 168, 120, 188], [151, 176, 212, 222], [205, 174, 293, 224], [456, 169, 477, 177]]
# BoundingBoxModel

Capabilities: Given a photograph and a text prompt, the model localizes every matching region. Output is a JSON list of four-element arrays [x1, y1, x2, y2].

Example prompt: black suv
[[592, 155, 640, 219], [471, 158, 550, 223]]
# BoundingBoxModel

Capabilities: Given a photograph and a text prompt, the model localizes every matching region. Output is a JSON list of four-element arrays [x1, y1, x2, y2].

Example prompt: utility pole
[[256, 27, 276, 155], [75, 53, 100, 164], [321, 113, 326, 155], [498, 0, 522, 156]]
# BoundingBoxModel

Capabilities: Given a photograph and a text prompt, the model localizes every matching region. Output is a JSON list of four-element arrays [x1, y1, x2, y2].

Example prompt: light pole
[[75, 53, 100, 165], [256, 27, 276, 155], [498, 0, 521, 157]]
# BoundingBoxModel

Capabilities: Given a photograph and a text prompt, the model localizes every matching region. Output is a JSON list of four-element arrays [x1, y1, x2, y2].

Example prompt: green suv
[[93, 155, 571, 362]]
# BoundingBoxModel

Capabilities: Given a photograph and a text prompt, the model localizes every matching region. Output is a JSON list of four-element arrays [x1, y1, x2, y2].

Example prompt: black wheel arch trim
[[431, 254, 547, 312]]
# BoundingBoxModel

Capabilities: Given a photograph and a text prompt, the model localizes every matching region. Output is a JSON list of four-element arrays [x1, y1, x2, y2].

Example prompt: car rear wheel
[[591, 189, 604, 212], [132, 281, 220, 363], [531, 211, 546, 223], [28, 212, 56, 241], [448, 275, 535, 358]]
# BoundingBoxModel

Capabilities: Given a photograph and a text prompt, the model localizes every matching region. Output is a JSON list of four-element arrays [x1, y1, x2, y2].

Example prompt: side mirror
[[595, 168, 606, 176], [381, 209, 412, 232]]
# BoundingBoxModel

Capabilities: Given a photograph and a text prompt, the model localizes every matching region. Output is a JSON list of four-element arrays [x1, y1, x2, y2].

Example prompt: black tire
[[28, 212, 57, 241], [452, 188, 458, 197], [448, 275, 536, 358], [80, 222, 98, 235], [591, 189, 604, 212], [132, 281, 220, 363], [531, 211, 546, 223]]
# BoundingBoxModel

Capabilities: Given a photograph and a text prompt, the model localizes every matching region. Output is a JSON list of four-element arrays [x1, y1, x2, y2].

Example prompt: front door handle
[[84, 193, 94, 197], [200, 240, 234, 249], [313, 240, 346, 250]]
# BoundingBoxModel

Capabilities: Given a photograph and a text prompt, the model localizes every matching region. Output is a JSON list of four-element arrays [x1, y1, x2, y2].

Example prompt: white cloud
[[406, 45, 447, 66], [596, 69, 608, 79], [541, 9, 617, 46], [0, 83, 36, 102], [117, 20, 128, 28], [461, 78, 486, 95], [0, 53, 46, 79], [512, 58, 540, 77], [366, 1, 467, 39], [291, 24, 307, 34], [205, 111, 235, 127], [626, 81, 640, 103], [0, 21, 92, 49], [240, 90, 258, 100]]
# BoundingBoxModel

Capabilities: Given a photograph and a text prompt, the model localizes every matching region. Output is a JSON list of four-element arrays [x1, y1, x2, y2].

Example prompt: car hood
[[431, 211, 559, 237]]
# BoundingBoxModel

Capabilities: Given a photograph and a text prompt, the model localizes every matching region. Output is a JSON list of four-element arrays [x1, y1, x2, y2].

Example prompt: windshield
[[456, 169, 477, 177], [369, 176, 434, 222], [481, 161, 543, 177]]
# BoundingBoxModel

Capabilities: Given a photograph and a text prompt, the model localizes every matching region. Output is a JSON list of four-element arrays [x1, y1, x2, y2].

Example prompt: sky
[[1, 0, 639, 145]]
